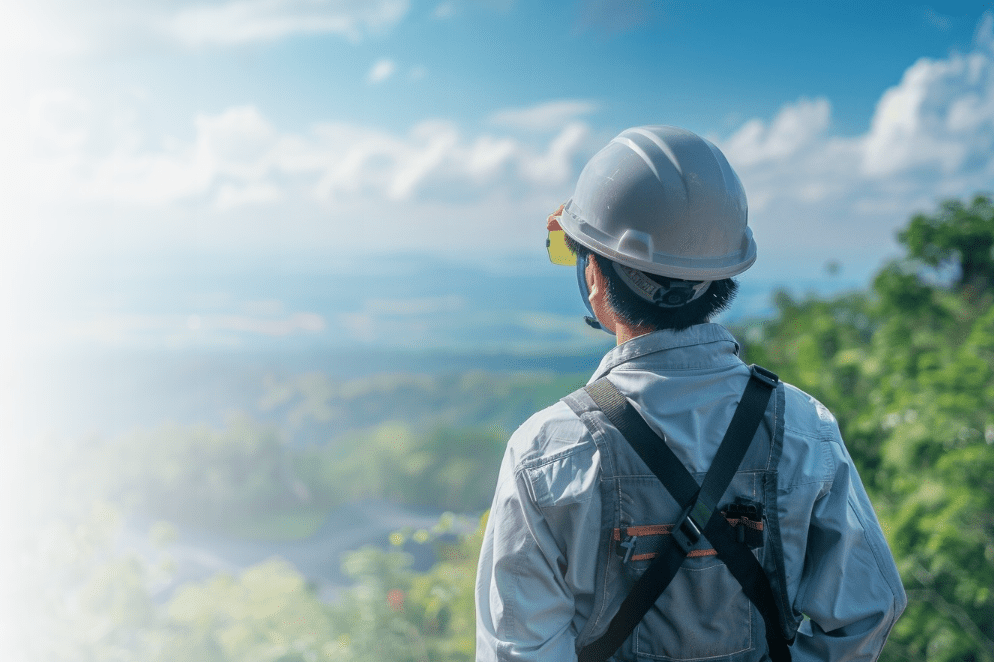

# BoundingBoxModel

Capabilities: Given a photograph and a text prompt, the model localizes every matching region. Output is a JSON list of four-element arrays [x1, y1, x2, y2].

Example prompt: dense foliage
[[739, 194, 994, 660], [10, 195, 993, 660], [11, 502, 482, 662]]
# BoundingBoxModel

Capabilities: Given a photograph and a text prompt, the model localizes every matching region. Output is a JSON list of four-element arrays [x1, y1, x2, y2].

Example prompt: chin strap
[[576, 255, 614, 335]]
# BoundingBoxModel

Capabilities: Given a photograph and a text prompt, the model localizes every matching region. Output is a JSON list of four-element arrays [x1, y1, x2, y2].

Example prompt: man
[[475, 126, 906, 661]]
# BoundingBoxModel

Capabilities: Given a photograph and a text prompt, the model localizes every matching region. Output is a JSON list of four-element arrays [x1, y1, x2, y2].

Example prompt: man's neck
[[614, 322, 658, 345]]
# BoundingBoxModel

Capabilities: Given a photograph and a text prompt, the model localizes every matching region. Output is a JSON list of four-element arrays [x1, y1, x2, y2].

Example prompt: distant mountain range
[[9, 251, 863, 439], [23, 251, 861, 354]]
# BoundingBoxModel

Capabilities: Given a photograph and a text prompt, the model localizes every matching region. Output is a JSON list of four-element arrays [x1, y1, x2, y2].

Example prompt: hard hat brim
[[559, 199, 757, 281]]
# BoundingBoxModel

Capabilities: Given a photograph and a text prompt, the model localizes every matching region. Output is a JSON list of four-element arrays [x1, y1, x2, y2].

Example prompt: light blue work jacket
[[476, 324, 906, 661]]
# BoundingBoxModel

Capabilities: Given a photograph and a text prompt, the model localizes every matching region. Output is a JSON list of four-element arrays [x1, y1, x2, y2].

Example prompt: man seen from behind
[[475, 125, 907, 662]]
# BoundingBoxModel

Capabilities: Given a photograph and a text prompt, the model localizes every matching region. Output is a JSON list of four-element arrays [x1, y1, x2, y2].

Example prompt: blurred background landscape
[[2, 1, 994, 660]]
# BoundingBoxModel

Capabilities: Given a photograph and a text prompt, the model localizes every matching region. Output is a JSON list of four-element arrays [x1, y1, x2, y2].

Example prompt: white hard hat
[[559, 125, 756, 281]]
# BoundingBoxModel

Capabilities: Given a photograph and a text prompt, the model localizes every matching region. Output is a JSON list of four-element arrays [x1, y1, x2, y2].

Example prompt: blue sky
[[3, 0, 994, 352]]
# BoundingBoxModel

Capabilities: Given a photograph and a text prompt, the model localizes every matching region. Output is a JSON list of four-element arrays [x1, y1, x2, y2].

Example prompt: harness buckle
[[750, 364, 779, 389], [671, 504, 704, 555]]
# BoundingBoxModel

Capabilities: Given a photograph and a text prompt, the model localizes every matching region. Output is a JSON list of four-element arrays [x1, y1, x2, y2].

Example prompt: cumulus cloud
[[518, 122, 590, 185], [31, 104, 279, 206], [25, 94, 599, 263], [713, 13, 994, 280], [300, 117, 591, 198], [717, 97, 860, 215], [28, 96, 595, 236], [28, 13, 994, 279], [721, 97, 832, 168], [862, 20, 994, 178]]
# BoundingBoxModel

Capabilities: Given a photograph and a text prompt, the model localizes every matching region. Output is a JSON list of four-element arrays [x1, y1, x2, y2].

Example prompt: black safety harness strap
[[576, 365, 791, 662]]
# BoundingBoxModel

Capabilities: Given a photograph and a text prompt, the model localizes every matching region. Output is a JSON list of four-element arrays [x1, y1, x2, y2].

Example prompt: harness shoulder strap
[[576, 365, 791, 662]]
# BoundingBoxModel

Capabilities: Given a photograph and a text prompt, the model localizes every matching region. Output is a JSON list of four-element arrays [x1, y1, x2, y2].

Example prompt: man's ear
[[585, 255, 619, 336], [586, 254, 605, 296]]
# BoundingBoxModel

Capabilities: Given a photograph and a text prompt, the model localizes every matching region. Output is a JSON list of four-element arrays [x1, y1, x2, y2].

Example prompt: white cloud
[[198, 105, 276, 179], [713, 13, 994, 282], [976, 10, 994, 48], [28, 13, 994, 282], [463, 135, 518, 179], [29, 90, 93, 155], [215, 182, 282, 209], [2, 0, 410, 54], [0, 0, 157, 56], [857, 13, 994, 181], [0, 1, 72, 55], [429, 0, 515, 20], [721, 97, 831, 168], [861, 51, 994, 177], [489, 99, 599, 131], [167, 0, 410, 46], [368, 58, 396, 84], [299, 117, 592, 199], [716, 98, 860, 215], [31, 104, 278, 205], [518, 121, 590, 185], [26, 96, 595, 258]]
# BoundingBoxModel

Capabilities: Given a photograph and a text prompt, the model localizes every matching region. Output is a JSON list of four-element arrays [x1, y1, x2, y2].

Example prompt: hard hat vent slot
[[617, 229, 654, 262]]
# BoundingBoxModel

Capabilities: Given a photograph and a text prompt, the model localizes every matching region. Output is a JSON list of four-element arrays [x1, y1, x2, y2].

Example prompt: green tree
[[898, 194, 994, 294], [737, 193, 994, 660], [327, 515, 484, 662], [166, 559, 335, 662]]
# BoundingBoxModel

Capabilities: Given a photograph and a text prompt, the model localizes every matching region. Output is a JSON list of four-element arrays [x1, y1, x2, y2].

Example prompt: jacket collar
[[588, 323, 741, 383]]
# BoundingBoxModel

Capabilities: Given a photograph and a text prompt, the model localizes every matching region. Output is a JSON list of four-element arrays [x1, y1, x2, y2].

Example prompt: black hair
[[565, 234, 739, 332]]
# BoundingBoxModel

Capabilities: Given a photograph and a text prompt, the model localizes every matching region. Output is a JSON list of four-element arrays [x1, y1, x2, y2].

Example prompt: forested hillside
[[38, 370, 587, 539], [739, 195, 994, 660], [10, 196, 993, 661]]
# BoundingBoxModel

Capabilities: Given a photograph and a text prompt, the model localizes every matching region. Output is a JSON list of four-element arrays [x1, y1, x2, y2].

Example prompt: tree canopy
[[740, 193, 994, 660]]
